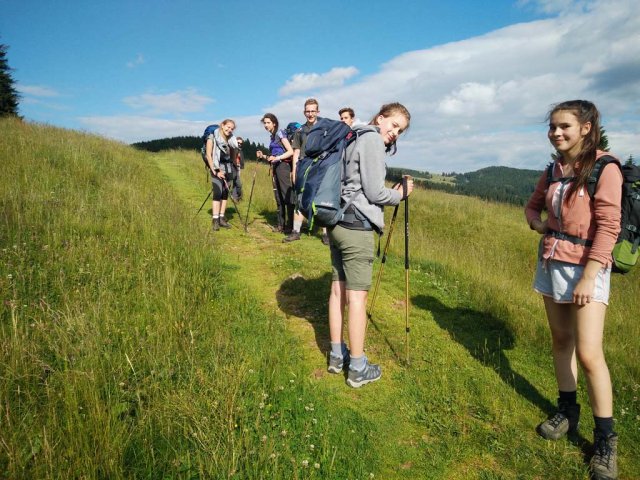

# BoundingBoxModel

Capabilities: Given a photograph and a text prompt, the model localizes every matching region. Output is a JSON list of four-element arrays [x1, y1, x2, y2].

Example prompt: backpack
[[201, 124, 219, 170], [285, 121, 302, 142], [546, 155, 640, 273], [294, 117, 370, 229]]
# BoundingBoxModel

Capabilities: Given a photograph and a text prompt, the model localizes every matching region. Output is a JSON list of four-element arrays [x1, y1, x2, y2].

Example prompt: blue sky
[[2, 0, 639, 172]]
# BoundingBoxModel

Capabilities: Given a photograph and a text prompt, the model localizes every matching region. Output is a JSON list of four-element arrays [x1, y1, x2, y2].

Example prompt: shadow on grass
[[413, 294, 592, 460], [413, 294, 556, 413], [276, 273, 332, 355]]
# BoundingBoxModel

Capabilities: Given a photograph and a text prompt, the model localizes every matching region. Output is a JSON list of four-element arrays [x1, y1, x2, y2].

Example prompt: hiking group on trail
[[199, 98, 637, 480]]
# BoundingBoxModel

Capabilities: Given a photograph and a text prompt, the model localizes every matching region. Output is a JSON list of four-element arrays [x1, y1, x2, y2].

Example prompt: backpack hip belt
[[546, 229, 593, 247]]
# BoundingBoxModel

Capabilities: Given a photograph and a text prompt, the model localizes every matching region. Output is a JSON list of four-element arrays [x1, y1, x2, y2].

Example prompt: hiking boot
[[270, 224, 284, 233], [590, 431, 618, 480], [346, 361, 381, 388], [282, 232, 301, 243], [322, 233, 330, 246], [327, 351, 350, 374], [219, 217, 231, 229], [212, 218, 220, 231], [537, 400, 581, 440]]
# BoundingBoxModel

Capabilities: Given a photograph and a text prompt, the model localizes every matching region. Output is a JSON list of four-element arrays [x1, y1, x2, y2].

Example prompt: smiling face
[[221, 121, 236, 137], [303, 103, 319, 125], [548, 110, 591, 161], [376, 113, 409, 145]]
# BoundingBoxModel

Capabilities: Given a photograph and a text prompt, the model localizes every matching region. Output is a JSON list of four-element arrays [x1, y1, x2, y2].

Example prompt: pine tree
[[0, 43, 20, 117], [598, 126, 610, 151], [626, 154, 635, 166]]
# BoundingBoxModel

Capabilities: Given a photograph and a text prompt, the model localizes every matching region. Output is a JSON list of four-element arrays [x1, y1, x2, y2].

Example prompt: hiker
[[256, 113, 294, 233], [327, 102, 413, 388], [339, 107, 355, 127], [230, 136, 245, 201], [290, 98, 328, 244], [203, 119, 236, 230], [525, 100, 622, 480]]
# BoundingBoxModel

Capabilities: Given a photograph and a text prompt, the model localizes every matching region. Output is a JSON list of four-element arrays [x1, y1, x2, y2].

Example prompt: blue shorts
[[533, 258, 611, 305]]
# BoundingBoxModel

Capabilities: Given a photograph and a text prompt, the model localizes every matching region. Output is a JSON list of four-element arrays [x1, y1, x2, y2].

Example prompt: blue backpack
[[294, 117, 370, 228], [285, 121, 302, 142], [201, 124, 219, 170]]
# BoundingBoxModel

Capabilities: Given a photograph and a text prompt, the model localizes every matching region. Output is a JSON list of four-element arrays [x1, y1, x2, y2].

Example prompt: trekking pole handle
[[402, 175, 412, 200]]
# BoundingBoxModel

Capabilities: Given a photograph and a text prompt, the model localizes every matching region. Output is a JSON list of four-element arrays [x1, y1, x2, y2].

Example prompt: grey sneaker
[[591, 431, 618, 480], [321, 233, 330, 245], [282, 232, 301, 243], [212, 218, 220, 231], [537, 401, 580, 440], [219, 217, 231, 228], [327, 351, 350, 374], [346, 361, 381, 388]]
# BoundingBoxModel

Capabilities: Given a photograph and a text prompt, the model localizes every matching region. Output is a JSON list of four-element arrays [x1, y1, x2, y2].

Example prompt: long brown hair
[[548, 100, 601, 197]]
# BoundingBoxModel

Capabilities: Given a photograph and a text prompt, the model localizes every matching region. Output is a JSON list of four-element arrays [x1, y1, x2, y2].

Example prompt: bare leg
[[573, 301, 612, 417], [328, 280, 346, 344], [346, 290, 369, 357]]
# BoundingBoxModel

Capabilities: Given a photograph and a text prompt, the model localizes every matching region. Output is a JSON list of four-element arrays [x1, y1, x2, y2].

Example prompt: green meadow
[[1, 117, 638, 479]]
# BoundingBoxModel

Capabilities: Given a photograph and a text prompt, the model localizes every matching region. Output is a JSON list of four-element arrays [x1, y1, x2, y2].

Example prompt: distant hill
[[388, 165, 542, 206], [131, 135, 268, 159]]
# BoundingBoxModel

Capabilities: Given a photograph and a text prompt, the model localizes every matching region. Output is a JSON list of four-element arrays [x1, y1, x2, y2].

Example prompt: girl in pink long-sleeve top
[[524, 100, 622, 480]]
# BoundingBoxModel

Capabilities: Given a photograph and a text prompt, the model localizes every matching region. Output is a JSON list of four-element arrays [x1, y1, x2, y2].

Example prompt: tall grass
[[0, 118, 375, 479], [2, 118, 638, 478]]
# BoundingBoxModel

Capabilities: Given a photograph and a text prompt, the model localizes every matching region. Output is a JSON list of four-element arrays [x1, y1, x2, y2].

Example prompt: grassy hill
[[2, 117, 638, 479]]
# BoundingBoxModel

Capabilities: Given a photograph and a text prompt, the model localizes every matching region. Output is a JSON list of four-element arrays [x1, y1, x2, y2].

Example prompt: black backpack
[[546, 156, 640, 273]]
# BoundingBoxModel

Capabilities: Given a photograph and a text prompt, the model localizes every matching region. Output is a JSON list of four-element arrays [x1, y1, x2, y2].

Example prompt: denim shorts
[[533, 258, 611, 305]]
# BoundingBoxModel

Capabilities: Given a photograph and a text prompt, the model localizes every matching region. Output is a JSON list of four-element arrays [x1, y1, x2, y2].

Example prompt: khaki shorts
[[329, 225, 374, 291]]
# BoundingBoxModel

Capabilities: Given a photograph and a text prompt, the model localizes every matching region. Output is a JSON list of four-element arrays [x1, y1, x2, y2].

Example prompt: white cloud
[[77, 0, 639, 172], [17, 84, 61, 97], [263, 0, 639, 172], [279, 67, 359, 96], [126, 53, 145, 68], [123, 88, 214, 115]]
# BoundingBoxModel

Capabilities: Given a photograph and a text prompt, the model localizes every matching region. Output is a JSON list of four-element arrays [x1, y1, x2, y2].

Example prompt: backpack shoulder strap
[[587, 155, 620, 200]]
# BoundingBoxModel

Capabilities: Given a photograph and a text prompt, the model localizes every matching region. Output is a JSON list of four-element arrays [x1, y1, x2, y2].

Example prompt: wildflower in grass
[[312, 418, 317, 424], [280, 430, 287, 437], [270, 453, 276, 459], [261, 435, 267, 442], [309, 444, 315, 450], [314, 463, 320, 469], [301, 460, 309, 467], [259, 402, 265, 409]]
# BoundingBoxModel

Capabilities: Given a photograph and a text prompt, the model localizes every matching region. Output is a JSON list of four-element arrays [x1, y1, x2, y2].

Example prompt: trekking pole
[[223, 178, 247, 230], [244, 169, 257, 233], [367, 204, 400, 322], [403, 175, 412, 365], [194, 188, 213, 219]]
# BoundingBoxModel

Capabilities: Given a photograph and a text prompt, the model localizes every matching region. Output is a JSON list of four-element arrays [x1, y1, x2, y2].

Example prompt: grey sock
[[350, 355, 366, 371], [330, 342, 343, 357]]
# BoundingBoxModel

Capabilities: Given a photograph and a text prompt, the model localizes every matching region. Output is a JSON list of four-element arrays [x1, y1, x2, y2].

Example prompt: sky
[[2, 0, 639, 173]]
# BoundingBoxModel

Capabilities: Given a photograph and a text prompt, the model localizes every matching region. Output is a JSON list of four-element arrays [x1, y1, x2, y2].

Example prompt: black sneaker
[[321, 233, 330, 245], [212, 218, 220, 231], [282, 232, 301, 243], [537, 400, 580, 440], [590, 431, 618, 480]]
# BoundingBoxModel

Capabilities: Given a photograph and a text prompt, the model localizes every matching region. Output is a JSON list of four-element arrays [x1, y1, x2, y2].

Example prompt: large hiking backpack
[[201, 124, 219, 170], [285, 121, 302, 142], [294, 117, 369, 228], [546, 156, 640, 273]]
